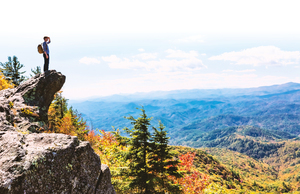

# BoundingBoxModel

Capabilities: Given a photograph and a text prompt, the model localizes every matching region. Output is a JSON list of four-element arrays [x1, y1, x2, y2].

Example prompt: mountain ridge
[[67, 81, 300, 193], [70, 82, 300, 142], [70, 82, 300, 103]]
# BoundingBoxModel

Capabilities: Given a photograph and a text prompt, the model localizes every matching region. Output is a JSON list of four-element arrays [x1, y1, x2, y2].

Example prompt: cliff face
[[0, 70, 65, 132], [0, 70, 115, 194]]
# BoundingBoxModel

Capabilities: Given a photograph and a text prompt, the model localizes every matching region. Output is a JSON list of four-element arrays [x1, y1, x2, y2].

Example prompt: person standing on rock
[[43, 36, 51, 72]]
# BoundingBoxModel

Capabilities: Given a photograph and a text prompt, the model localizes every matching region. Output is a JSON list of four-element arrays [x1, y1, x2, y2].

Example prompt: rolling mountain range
[[70, 82, 300, 192], [70, 82, 300, 142]]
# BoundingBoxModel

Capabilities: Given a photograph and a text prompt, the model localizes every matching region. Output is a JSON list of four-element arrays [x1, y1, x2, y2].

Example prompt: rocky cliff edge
[[0, 70, 115, 194]]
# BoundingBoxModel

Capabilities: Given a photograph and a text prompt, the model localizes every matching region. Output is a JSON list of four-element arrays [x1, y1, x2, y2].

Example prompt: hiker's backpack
[[37, 43, 44, 54]]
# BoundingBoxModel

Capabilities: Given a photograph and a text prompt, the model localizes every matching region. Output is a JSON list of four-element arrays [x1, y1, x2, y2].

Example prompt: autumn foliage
[[47, 94, 245, 193], [57, 112, 77, 136], [47, 97, 214, 193], [171, 152, 210, 194], [0, 73, 14, 91], [83, 130, 99, 147]]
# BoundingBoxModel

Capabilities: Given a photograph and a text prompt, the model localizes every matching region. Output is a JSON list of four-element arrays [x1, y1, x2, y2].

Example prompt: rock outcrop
[[0, 70, 115, 194], [0, 70, 65, 132]]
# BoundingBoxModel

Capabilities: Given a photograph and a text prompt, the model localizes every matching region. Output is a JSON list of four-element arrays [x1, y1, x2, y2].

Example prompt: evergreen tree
[[123, 109, 182, 193], [48, 91, 88, 138], [124, 108, 155, 193], [68, 106, 89, 140], [112, 127, 129, 147], [30, 66, 41, 77], [48, 91, 68, 132], [149, 121, 182, 193], [0, 56, 26, 86]]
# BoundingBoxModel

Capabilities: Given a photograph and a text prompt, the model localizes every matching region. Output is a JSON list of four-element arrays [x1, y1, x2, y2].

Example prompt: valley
[[70, 82, 300, 193]]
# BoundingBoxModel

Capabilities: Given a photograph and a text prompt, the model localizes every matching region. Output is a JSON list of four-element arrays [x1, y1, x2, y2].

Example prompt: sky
[[1, 0, 300, 100]]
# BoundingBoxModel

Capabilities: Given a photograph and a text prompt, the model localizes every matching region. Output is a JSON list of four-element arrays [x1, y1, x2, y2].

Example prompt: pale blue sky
[[1, 0, 300, 99]]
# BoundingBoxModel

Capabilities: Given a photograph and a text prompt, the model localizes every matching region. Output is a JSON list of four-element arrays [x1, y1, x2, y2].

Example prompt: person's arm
[[48, 37, 51, 44]]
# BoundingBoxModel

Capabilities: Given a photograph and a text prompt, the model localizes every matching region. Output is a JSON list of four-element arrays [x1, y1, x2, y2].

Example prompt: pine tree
[[149, 121, 182, 193], [48, 91, 89, 138], [68, 106, 88, 140], [30, 66, 41, 77], [48, 91, 68, 132], [124, 108, 155, 193], [0, 56, 26, 86]]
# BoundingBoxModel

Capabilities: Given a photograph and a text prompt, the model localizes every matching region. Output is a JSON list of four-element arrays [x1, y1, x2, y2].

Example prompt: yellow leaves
[[45, 92, 131, 192], [21, 107, 39, 117], [84, 130, 100, 148], [0, 73, 14, 90], [57, 112, 77, 136], [204, 183, 236, 194], [9, 101, 14, 108], [88, 130, 127, 167]]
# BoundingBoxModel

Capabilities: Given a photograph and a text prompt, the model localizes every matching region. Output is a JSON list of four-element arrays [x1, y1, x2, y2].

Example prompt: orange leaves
[[84, 130, 100, 148], [179, 152, 196, 172], [172, 152, 210, 194], [84, 129, 118, 149], [57, 112, 77, 136], [177, 169, 210, 193], [98, 129, 118, 146]]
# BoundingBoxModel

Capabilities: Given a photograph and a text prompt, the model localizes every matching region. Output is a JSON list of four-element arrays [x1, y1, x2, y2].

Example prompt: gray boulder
[[0, 71, 116, 194], [0, 70, 65, 132], [0, 132, 115, 194]]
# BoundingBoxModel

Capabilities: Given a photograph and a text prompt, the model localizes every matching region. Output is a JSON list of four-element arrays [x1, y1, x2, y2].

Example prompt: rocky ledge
[[0, 70, 115, 194], [0, 70, 65, 132]]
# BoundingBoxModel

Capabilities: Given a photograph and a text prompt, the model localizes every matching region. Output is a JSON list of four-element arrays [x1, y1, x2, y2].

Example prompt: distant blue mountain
[[69, 82, 300, 145], [70, 82, 300, 103]]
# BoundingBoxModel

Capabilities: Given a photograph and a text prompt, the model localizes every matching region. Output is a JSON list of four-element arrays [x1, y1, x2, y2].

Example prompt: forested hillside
[[69, 82, 300, 193], [70, 82, 300, 139]]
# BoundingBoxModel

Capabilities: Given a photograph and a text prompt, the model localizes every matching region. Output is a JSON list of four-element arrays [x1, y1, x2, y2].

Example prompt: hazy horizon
[[1, 1, 300, 100], [68, 81, 300, 103]]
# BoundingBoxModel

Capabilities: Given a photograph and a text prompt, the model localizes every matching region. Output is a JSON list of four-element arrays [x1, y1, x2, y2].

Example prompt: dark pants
[[43, 53, 49, 72]]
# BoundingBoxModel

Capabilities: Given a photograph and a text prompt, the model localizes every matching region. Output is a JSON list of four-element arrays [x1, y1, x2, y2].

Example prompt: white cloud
[[79, 57, 101, 65], [175, 35, 204, 43], [101, 55, 120, 63], [223, 69, 256, 73], [102, 49, 206, 72], [238, 69, 256, 73], [166, 49, 198, 58], [102, 55, 206, 72], [147, 58, 206, 72], [102, 55, 147, 69], [209, 46, 300, 67], [133, 53, 158, 60], [138, 48, 145, 52], [223, 69, 234, 72]]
